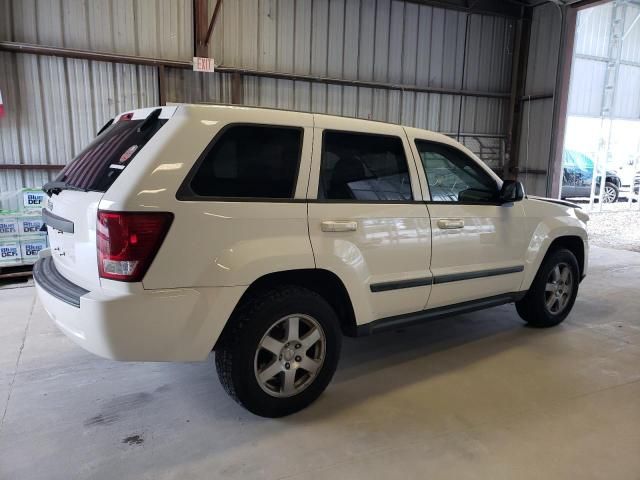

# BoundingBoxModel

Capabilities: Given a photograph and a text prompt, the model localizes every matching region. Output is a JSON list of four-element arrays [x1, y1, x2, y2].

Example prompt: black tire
[[603, 182, 619, 203], [516, 248, 580, 328], [215, 285, 342, 417]]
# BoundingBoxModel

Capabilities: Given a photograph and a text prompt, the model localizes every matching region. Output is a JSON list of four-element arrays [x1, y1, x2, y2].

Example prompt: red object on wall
[[0, 89, 4, 118]]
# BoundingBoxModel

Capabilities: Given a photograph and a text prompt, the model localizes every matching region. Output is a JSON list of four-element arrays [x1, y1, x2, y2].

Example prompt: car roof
[[177, 103, 449, 139]]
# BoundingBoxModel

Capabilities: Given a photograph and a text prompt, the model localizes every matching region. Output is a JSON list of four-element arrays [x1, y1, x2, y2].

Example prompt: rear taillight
[[97, 211, 173, 282]]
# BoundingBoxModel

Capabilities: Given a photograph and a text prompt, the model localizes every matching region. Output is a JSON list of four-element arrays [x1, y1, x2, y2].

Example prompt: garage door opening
[[561, 1, 640, 213], [560, 0, 640, 252]]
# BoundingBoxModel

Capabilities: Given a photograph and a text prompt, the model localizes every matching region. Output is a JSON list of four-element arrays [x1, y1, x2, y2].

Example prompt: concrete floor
[[1, 246, 640, 480]]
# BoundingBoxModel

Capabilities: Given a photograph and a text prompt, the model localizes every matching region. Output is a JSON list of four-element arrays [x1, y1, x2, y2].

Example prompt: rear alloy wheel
[[602, 182, 619, 203], [254, 314, 326, 398], [516, 248, 579, 328], [215, 286, 341, 417]]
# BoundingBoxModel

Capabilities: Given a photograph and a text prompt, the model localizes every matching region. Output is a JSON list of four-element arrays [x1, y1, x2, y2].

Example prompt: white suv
[[34, 105, 589, 417]]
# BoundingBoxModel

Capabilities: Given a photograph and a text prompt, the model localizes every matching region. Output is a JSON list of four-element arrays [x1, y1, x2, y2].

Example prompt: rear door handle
[[321, 220, 358, 232], [437, 218, 464, 229]]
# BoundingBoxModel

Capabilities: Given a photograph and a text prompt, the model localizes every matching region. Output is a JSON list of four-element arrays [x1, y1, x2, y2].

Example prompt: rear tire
[[516, 248, 579, 328], [215, 286, 341, 417]]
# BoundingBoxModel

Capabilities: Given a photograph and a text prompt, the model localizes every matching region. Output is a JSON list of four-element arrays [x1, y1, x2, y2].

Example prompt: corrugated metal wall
[[198, 0, 513, 137], [570, 2, 640, 119], [567, 57, 607, 115], [1, 0, 193, 61], [0, 0, 182, 192], [0, 51, 158, 194], [574, 2, 613, 59], [517, 3, 561, 195], [621, 3, 640, 63], [168, 0, 515, 169], [165, 69, 234, 104], [1, 0, 517, 191]]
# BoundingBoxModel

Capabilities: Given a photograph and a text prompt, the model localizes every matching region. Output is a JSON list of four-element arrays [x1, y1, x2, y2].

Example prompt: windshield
[[54, 118, 166, 192], [564, 150, 594, 172]]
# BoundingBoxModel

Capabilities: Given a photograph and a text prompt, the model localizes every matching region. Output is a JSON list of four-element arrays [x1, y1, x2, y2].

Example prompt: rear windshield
[[55, 118, 166, 192]]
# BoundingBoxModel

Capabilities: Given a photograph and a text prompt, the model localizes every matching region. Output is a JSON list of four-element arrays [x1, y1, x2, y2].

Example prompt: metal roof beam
[[0, 41, 511, 100], [404, 0, 525, 18]]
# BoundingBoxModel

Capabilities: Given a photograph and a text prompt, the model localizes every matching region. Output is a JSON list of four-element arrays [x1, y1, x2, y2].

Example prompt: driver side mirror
[[499, 180, 525, 203]]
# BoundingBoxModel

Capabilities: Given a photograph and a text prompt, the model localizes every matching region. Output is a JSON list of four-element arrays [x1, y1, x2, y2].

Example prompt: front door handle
[[437, 218, 464, 229], [321, 220, 358, 232]]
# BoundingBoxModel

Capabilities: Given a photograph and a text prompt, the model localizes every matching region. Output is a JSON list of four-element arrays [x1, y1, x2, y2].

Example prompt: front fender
[[520, 217, 588, 291]]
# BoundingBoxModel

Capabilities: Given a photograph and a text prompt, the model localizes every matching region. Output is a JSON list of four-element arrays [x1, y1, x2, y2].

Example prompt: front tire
[[516, 248, 580, 328], [215, 286, 341, 417]]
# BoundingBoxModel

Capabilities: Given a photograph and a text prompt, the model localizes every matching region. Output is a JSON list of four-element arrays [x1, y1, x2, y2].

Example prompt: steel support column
[[194, 0, 209, 58], [231, 72, 243, 104], [504, 10, 532, 180], [547, 5, 577, 198], [205, 1, 224, 49], [194, 0, 223, 58], [158, 65, 167, 106]]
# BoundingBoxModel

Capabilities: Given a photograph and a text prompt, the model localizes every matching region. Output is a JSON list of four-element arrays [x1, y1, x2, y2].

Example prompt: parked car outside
[[33, 105, 589, 417], [561, 149, 621, 202]]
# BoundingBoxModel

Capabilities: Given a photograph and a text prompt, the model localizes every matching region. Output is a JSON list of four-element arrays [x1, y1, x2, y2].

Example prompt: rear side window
[[319, 131, 412, 201], [56, 118, 166, 192], [187, 125, 302, 199]]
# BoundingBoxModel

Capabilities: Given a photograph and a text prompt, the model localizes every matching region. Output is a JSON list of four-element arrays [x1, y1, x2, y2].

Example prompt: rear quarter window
[[55, 117, 166, 192], [180, 125, 303, 199]]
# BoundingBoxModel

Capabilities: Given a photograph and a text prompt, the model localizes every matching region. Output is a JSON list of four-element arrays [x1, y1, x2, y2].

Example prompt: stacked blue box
[[19, 190, 49, 264], [0, 188, 49, 267], [0, 215, 21, 266]]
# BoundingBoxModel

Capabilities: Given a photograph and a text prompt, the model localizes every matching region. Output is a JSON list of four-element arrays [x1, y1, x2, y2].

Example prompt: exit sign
[[193, 57, 215, 73]]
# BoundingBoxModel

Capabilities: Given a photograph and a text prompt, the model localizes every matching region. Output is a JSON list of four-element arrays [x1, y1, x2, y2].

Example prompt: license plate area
[[48, 229, 76, 263]]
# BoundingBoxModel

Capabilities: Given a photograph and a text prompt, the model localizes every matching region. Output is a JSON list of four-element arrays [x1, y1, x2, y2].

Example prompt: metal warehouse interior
[[1, 1, 640, 479], [2, 0, 638, 205], [0, 0, 566, 198], [2, 0, 638, 202]]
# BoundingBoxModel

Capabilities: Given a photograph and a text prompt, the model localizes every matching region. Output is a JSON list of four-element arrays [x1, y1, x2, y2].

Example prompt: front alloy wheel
[[516, 248, 580, 328], [544, 263, 574, 315]]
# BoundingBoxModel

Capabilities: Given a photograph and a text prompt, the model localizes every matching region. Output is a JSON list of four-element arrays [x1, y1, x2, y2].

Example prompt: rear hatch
[[43, 107, 176, 291]]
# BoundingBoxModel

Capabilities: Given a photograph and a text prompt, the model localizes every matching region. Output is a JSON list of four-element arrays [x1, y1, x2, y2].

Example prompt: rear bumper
[[33, 256, 89, 307], [33, 255, 246, 362]]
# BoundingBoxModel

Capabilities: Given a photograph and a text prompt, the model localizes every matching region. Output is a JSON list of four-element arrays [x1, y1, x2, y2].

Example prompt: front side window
[[188, 125, 302, 199], [319, 131, 412, 201], [415, 141, 498, 203]]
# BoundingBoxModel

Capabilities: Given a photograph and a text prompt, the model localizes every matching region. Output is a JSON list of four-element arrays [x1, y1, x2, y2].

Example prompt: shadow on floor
[[167, 303, 537, 425]]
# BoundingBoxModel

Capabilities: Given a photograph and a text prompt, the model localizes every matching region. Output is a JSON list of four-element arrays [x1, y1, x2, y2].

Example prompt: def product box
[[0, 188, 49, 268], [0, 215, 19, 237], [20, 236, 48, 264], [18, 214, 45, 236], [23, 189, 47, 211], [0, 238, 22, 265]]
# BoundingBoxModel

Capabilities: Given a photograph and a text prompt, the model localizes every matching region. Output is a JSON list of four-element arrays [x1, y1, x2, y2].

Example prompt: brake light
[[97, 211, 173, 282]]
